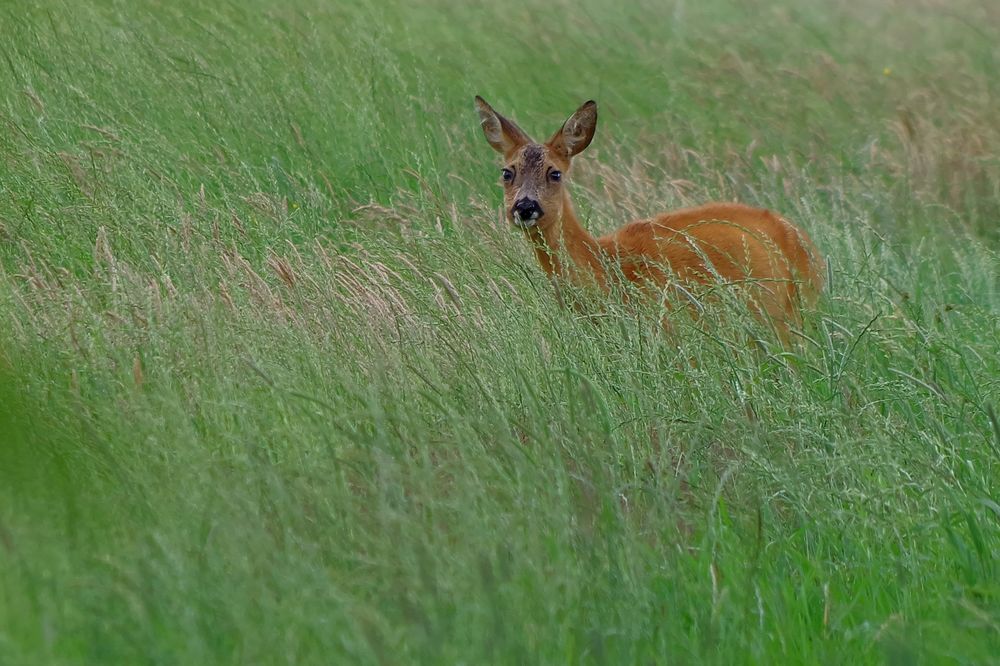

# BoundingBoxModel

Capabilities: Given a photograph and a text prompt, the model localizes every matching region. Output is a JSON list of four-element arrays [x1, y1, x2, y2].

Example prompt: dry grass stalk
[[58, 151, 93, 197]]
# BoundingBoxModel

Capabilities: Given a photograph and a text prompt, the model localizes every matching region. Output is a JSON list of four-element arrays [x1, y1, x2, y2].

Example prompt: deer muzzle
[[512, 198, 543, 227]]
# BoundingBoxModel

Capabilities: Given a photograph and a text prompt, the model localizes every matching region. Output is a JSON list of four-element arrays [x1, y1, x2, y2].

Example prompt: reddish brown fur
[[475, 97, 824, 338]]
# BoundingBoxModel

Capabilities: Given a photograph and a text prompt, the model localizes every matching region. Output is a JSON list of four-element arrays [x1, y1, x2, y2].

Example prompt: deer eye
[[549, 170, 562, 182], [501, 168, 514, 183]]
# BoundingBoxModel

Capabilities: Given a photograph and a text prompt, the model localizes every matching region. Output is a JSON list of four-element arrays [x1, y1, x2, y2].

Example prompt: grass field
[[2, 0, 999, 663]]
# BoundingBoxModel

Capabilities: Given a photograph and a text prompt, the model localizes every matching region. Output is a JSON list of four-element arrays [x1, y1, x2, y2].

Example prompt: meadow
[[1, 0, 999, 663]]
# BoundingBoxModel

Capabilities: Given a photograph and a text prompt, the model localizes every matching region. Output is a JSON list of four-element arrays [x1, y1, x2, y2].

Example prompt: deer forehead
[[511, 144, 557, 175]]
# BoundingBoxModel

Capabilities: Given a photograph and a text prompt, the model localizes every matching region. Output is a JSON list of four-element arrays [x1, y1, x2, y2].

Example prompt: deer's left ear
[[548, 100, 598, 158]]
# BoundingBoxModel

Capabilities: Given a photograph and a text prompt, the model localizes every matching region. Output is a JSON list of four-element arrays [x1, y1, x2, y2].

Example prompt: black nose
[[512, 199, 543, 222]]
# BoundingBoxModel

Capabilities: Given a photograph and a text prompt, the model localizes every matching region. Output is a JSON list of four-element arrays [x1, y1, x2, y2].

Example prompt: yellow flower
[[883, 67, 892, 76]]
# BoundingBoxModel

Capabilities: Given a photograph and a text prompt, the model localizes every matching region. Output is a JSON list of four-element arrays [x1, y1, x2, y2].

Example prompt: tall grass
[[1, 0, 999, 663]]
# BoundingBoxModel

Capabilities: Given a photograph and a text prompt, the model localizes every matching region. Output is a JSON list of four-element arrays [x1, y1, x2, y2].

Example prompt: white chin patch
[[513, 211, 540, 228]]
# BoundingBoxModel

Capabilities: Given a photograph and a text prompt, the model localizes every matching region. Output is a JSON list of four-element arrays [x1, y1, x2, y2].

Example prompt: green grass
[[2, 0, 1000, 663]]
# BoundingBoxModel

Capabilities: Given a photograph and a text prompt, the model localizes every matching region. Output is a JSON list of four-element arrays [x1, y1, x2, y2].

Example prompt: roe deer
[[474, 96, 824, 340]]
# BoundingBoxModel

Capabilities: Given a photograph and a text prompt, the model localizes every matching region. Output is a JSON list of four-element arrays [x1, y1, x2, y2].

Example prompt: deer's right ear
[[475, 96, 530, 156]]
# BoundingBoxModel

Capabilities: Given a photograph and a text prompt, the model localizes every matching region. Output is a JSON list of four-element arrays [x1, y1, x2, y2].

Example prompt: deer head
[[475, 96, 597, 230]]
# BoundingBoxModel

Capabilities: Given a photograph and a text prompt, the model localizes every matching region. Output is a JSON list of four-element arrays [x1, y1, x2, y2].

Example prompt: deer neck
[[524, 190, 606, 288]]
